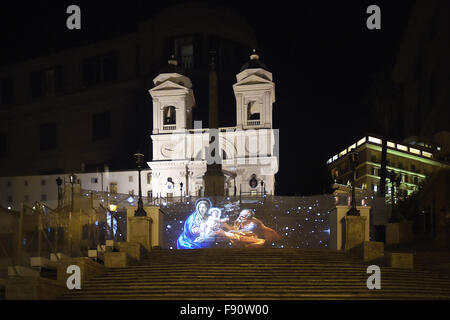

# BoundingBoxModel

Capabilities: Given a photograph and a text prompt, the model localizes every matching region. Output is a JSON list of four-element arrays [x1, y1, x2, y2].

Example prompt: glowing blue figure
[[177, 198, 213, 249]]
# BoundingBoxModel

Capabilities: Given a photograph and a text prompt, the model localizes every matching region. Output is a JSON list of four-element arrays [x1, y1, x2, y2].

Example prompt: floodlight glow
[[109, 204, 118, 212]]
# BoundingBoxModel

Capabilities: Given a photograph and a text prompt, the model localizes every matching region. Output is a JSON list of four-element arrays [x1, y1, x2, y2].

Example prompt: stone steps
[[60, 248, 450, 299]]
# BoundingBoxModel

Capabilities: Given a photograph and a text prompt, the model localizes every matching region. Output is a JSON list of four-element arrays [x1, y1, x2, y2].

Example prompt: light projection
[[176, 198, 281, 249], [160, 194, 381, 250]]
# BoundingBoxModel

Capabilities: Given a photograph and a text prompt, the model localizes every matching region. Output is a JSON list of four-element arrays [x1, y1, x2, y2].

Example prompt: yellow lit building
[[327, 134, 450, 201]]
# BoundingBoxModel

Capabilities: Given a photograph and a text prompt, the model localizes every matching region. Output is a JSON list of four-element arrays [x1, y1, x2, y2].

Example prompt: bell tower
[[233, 50, 275, 129], [149, 56, 195, 134]]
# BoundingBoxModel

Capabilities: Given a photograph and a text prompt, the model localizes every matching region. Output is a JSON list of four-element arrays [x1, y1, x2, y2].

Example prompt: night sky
[[0, 0, 413, 196]]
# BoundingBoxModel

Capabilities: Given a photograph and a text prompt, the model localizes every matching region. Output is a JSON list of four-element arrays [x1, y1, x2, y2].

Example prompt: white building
[[0, 52, 279, 210], [0, 170, 153, 211], [148, 52, 279, 197]]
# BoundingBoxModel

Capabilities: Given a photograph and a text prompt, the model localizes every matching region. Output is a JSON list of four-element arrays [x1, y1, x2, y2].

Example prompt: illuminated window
[[387, 141, 396, 148], [422, 151, 432, 158], [339, 149, 347, 157], [348, 143, 356, 151], [357, 137, 366, 146], [410, 147, 420, 155], [397, 144, 408, 152], [372, 184, 378, 192], [368, 136, 381, 144], [332, 155, 338, 161]]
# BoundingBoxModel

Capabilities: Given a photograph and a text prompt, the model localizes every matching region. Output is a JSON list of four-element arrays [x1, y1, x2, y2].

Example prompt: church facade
[[148, 52, 279, 197]]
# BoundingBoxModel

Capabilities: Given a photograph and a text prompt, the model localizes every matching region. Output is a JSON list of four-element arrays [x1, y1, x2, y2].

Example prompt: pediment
[[150, 80, 189, 93], [234, 74, 273, 87]]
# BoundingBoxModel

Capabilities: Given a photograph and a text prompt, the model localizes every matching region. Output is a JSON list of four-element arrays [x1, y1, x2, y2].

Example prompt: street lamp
[[180, 182, 184, 200], [346, 149, 360, 216], [69, 173, 77, 212], [56, 176, 63, 208], [133, 152, 147, 216]]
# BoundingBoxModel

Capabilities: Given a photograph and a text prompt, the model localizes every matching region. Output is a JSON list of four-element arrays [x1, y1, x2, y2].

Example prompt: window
[[92, 112, 110, 141], [91, 178, 98, 183], [24, 195, 29, 202], [1, 77, 13, 106], [40, 122, 57, 151], [24, 180, 28, 186], [247, 101, 261, 121], [147, 172, 152, 184], [371, 167, 378, 176], [413, 176, 419, 185], [174, 37, 194, 69], [83, 52, 117, 86], [128, 176, 133, 182], [0, 132, 6, 158], [31, 66, 63, 98], [41, 194, 47, 201], [372, 184, 378, 192], [41, 180, 46, 186], [411, 164, 416, 172], [7, 195, 12, 203], [163, 106, 176, 125], [371, 155, 377, 163]]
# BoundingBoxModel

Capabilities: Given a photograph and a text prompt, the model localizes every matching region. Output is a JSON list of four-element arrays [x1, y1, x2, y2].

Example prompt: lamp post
[[133, 152, 147, 216], [346, 149, 360, 216], [69, 173, 77, 212], [180, 182, 184, 201]]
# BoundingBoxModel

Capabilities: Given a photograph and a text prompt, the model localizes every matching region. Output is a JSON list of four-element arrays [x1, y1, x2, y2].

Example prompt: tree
[[365, 70, 402, 200]]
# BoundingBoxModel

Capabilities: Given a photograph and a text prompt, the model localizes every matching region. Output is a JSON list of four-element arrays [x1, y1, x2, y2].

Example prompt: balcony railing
[[247, 120, 260, 126], [163, 125, 176, 131]]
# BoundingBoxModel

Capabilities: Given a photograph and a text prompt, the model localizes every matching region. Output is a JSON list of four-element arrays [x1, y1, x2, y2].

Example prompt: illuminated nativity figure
[[194, 207, 229, 244], [177, 198, 213, 249], [217, 209, 281, 248]]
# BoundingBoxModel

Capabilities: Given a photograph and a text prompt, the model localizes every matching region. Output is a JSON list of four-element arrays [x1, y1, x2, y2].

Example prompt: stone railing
[[163, 124, 176, 131], [247, 120, 260, 126]]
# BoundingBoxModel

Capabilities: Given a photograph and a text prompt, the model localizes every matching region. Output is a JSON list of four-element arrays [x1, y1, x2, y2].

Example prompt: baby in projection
[[194, 207, 229, 243]]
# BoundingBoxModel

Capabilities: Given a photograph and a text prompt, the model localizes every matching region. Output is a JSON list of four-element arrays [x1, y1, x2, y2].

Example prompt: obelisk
[[203, 53, 226, 197]]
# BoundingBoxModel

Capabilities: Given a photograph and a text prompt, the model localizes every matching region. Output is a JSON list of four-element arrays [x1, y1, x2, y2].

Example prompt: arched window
[[247, 101, 260, 120], [163, 106, 176, 125]]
